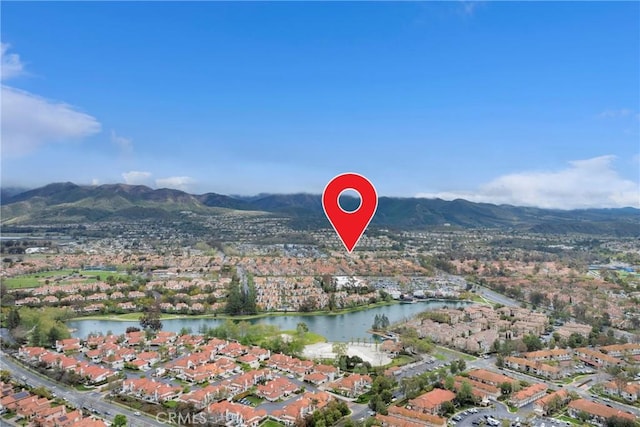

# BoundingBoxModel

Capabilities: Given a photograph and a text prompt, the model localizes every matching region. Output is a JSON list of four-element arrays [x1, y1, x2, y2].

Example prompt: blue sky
[[1, 2, 638, 208]]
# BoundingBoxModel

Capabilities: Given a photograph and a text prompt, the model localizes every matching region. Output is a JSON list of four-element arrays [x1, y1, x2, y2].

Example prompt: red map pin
[[322, 173, 378, 253]]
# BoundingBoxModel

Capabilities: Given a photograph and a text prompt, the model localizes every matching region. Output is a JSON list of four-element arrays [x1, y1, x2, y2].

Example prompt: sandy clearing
[[303, 342, 392, 366]]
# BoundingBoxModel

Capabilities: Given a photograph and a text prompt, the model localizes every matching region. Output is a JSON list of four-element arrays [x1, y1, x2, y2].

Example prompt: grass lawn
[[561, 373, 590, 385], [557, 415, 580, 425], [74, 384, 93, 391], [245, 395, 264, 406], [434, 345, 477, 361], [261, 420, 285, 427], [388, 354, 416, 367], [163, 400, 178, 409], [281, 330, 327, 345], [355, 391, 374, 404], [4, 269, 127, 289]]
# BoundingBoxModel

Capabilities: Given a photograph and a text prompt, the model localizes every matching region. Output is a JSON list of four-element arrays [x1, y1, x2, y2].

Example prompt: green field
[[434, 345, 477, 361], [387, 354, 416, 367], [281, 330, 327, 345], [260, 420, 285, 427], [3, 269, 126, 289]]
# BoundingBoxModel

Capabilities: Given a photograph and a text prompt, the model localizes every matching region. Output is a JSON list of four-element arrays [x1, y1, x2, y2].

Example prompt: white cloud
[[598, 109, 638, 119], [111, 130, 133, 154], [1, 43, 24, 80], [0, 45, 101, 157], [91, 178, 100, 186], [416, 155, 639, 209], [1, 86, 102, 157], [155, 176, 195, 191], [122, 171, 152, 186], [459, 1, 481, 16]]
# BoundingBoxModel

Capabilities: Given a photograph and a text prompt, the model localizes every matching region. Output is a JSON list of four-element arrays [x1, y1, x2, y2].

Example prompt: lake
[[67, 300, 469, 342]]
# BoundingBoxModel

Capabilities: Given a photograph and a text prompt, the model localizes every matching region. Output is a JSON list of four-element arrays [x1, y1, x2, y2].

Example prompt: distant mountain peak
[[1, 182, 638, 236]]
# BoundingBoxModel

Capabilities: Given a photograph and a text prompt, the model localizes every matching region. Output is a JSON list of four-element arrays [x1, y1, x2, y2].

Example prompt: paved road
[[456, 404, 518, 427], [473, 285, 520, 308], [0, 351, 165, 427]]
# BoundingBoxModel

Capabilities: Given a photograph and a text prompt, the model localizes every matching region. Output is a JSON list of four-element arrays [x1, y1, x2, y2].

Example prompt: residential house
[[408, 389, 456, 415], [534, 390, 570, 416], [16, 396, 50, 420], [33, 405, 66, 426], [382, 405, 447, 427], [237, 354, 260, 370], [178, 385, 230, 410], [206, 401, 266, 427], [508, 383, 548, 408], [567, 399, 636, 425], [256, 377, 299, 402], [575, 348, 624, 369], [55, 338, 81, 353], [453, 376, 498, 405], [504, 356, 563, 380], [327, 374, 372, 398], [522, 349, 572, 362], [603, 381, 640, 403], [600, 343, 640, 358], [121, 378, 181, 403], [271, 391, 332, 426], [467, 369, 518, 388], [18, 347, 47, 363]]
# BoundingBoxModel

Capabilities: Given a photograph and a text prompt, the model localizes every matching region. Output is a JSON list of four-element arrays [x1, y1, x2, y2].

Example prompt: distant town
[[1, 199, 639, 427]]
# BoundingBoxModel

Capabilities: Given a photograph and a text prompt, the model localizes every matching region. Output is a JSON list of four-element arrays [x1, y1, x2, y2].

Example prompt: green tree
[[456, 380, 475, 405], [440, 400, 455, 416], [529, 291, 546, 308], [333, 342, 348, 358], [500, 382, 513, 395], [605, 416, 637, 427], [244, 276, 258, 315], [444, 375, 455, 390], [225, 276, 244, 315], [7, 308, 20, 329], [225, 275, 258, 315], [113, 414, 127, 427], [32, 386, 52, 399], [139, 301, 163, 332], [30, 323, 44, 346], [522, 334, 543, 351], [47, 325, 64, 348], [297, 322, 309, 337]]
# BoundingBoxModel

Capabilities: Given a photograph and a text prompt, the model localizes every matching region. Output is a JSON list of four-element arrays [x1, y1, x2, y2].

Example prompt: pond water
[[68, 300, 469, 342]]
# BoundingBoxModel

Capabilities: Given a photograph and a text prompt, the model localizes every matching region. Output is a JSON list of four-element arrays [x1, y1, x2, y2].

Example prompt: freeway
[[0, 351, 166, 427]]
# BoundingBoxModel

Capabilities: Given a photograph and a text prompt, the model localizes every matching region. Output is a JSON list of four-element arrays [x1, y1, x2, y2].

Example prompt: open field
[[3, 269, 126, 289], [281, 330, 327, 345], [303, 342, 392, 366]]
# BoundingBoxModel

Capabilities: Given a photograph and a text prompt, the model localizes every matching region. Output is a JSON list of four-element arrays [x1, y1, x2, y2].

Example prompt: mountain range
[[1, 182, 638, 236]]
